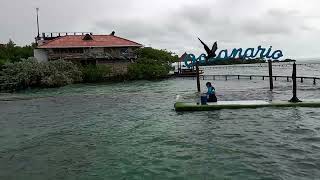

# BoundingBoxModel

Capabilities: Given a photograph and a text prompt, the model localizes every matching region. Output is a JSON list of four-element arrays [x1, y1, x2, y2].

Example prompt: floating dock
[[174, 100, 320, 111]]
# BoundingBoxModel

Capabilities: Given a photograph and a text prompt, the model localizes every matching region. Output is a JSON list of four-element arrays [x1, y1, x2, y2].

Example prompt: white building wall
[[34, 49, 48, 62]]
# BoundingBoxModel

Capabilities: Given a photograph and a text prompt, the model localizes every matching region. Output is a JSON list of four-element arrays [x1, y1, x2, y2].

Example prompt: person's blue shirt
[[207, 87, 215, 95]]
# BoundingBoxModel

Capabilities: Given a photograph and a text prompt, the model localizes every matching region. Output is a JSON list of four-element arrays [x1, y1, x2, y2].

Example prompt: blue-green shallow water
[[1, 79, 320, 180]]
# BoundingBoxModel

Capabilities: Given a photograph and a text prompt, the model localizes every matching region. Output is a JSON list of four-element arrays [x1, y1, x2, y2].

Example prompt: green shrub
[[136, 47, 179, 63], [0, 58, 82, 91], [41, 59, 83, 87], [127, 58, 169, 80], [126, 47, 178, 80], [0, 39, 34, 63], [81, 64, 112, 82], [0, 59, 7, 70]]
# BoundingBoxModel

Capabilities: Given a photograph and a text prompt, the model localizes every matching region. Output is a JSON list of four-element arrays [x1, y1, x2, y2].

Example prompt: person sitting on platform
[[206, 82, 217, 102]]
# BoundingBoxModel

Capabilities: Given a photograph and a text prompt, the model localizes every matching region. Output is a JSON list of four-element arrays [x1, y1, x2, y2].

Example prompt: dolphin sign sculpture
[[184, 39, 284, 68]]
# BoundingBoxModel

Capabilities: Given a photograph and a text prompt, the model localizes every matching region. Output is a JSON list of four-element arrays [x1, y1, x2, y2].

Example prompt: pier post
[[196, 61, 201, 92], [268, 60, 274, 90], [314, 78, 316, 85], [289, 62, 301, 102]]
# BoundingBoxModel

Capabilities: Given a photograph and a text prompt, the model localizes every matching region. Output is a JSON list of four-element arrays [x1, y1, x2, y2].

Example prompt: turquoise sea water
[[1, 65, 320, 179]]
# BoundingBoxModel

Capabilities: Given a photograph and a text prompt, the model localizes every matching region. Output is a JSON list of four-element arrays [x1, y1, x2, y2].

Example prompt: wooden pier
[[177, 74, 320, 85]]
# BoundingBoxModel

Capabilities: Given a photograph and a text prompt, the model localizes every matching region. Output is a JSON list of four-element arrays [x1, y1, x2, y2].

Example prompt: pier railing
[[177, 74, 320, 85]]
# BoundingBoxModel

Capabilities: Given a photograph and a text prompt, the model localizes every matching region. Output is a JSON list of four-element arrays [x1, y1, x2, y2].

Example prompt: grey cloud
[[241, 9, 309, 35], [1, 0, 320, 57], [93, 2, 243, 54]]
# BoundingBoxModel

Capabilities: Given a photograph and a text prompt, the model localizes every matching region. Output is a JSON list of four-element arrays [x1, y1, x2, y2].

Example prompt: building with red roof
[[34, 32, 143, 74], [37, 34, 142, 49]]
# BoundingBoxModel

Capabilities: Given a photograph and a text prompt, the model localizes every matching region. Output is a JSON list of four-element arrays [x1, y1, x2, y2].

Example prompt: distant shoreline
[[197, 58, 296, 66]]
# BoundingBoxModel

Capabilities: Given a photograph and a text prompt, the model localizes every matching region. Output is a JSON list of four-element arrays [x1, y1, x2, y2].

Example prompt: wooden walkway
[[177, 74, 320, 85]]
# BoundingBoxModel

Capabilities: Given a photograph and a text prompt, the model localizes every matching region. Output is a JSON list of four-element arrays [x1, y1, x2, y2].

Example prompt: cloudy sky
[[1, 0, 320, 59]]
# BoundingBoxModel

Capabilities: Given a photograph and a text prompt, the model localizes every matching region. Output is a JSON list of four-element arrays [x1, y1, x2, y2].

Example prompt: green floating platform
[[174, 100, 320, 111]]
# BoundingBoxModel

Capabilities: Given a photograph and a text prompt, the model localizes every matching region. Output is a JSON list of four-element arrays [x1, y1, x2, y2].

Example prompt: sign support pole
[[289, 62, 301, 102], [196, 61, 200, 92], [268, 60, 274, 90]]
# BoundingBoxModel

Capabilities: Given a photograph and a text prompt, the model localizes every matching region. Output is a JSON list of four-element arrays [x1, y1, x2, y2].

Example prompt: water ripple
[[1, 79, 320, 179]]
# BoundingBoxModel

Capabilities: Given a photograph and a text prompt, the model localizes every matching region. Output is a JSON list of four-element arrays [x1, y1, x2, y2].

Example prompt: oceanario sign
[[184, 39, 284, 68]]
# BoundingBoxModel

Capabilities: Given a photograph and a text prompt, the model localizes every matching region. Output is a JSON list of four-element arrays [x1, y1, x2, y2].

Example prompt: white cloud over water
[[1, 0, 320, 59]]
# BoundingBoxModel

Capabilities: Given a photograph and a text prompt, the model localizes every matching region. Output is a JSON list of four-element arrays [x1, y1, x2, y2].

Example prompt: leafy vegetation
[[136, 47, 179, 64], [0, 58, 82, 92], [0, 39, 34, 64], [128, 58, 169, 80], [81, 64, 112, 82], [128, 47, 179, 80], [0, 44, 180, 91], [201, 57, 266, 66], [282, 59, 296, 62]]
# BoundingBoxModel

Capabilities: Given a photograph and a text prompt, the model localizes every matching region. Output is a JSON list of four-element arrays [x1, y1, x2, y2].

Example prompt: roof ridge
[[112, 35, 143, 46], [37, 35, 67, 48], [37, 34, 143, 49]]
